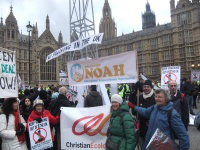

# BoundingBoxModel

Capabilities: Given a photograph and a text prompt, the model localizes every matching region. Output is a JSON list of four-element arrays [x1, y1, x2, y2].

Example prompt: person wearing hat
[[136, 80, 156, 148], [106, 94, 136, 150], [27, 99, 60, 148]]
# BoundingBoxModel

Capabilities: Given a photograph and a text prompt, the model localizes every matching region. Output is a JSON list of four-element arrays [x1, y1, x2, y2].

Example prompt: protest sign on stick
[[28, 117, 53, 150], [0, 47, 18, 98]]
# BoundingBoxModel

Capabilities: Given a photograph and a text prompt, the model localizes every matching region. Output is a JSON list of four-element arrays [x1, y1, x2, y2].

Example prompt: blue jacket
[[135, 102, 190, 150]]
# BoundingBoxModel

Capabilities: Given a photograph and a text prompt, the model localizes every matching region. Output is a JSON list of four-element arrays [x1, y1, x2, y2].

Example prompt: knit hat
[[52, 92, 59, 100], [111, 94, 123, 104], [33, 99, 44, 108], [143, 80, 153, 88]]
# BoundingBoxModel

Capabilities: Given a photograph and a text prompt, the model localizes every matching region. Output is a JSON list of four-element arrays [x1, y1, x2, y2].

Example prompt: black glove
[[34, 118, 42, 123], [16, 129, 23, 135], [18, 123, 25, 131]]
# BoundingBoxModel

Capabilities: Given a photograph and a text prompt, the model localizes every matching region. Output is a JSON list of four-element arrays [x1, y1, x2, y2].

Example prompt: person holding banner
[[106, 94, 136, 150], [27, 99, 60, 149], [129, 89, 190, 150], [0, 98, 28, 150]]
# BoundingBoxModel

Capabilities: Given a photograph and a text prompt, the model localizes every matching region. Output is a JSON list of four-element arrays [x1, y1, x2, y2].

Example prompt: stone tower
[[4, 5, 19, 43], [99, 0, 116, 40], [142, 1, 156, 29]]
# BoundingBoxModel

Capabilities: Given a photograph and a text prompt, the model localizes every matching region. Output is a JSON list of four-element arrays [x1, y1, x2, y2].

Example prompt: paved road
[[188, 101, 200, 150]]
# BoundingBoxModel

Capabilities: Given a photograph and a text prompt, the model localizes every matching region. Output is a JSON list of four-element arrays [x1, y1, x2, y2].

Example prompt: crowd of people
[[0, 77, 199, 150]]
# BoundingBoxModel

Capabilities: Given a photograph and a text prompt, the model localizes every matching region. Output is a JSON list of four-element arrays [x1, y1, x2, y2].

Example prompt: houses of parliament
[[0, 0, 200, 86]]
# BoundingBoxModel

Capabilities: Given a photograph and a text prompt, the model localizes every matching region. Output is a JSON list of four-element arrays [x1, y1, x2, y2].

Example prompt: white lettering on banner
[[161, 66, 181, 89], [0, 47, 18, 98], [46, 33, 104, 62], [67, 51, 138, 86], [61, 105, 111, 150]]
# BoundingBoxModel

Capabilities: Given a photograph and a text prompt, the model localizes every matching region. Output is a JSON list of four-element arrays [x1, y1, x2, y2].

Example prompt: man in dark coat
[[138, 80, 156, 147], [181, 77, 195, 115], [168, 80, 189, 130], [52, 86, 71, 150], [84, 85, 103, 107]]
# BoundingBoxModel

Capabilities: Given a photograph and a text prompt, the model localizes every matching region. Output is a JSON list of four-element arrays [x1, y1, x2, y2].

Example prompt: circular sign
[[33, 128, 47, 144]]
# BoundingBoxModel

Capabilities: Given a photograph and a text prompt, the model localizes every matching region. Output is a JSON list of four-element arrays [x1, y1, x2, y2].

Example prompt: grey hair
[[59, 87, 67, 96], [155, 88, 171, 103]]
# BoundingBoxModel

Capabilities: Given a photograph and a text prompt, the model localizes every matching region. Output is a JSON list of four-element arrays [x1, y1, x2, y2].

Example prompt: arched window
[[12, 30, 15, 39], [7, 30, 10, 40], [40, 48, 56, 81]]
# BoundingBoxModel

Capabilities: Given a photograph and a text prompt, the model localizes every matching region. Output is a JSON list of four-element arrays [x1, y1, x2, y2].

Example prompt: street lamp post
[[26, 21, 32, 87]]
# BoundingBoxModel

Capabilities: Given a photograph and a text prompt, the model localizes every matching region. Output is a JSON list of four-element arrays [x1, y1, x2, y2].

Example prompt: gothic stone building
[[99, 0, 200, 80], [0, 6, 66, 86]]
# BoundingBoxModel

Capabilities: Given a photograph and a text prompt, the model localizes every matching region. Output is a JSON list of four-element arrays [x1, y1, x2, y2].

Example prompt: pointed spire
[[105, 0, 108, 3], [46, 15, 50, 30], [146, 1, 151, 12], [0, 17, 3, 24], [35, 22, 38, 29], [10, 5, 13, 12]]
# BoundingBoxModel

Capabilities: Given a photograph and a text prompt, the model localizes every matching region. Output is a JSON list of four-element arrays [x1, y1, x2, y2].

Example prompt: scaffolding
[[69, 0, 98, 61]]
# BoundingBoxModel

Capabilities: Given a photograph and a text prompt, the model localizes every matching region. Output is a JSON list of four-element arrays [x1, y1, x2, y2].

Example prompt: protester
[[137, 80, 156, 147], [27, 99, 59, 149], [0, 98, 28, 150], [106, 94, 136, 150], [168, 80, 189, 130], [84, 85, 103, 107], [129, 89, 190, 150], [49, 86, 71, 150], [21, 96, 33, 150], [181, 77, 195, 115], [192, 81, 199, 109]]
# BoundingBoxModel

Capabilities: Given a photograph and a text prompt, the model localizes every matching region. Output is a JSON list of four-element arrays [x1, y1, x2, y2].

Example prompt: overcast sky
[[0, 0, 179, 43]]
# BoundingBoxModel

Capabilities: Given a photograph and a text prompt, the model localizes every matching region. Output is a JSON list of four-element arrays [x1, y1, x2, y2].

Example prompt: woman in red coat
[[27, 99, 60, 143]]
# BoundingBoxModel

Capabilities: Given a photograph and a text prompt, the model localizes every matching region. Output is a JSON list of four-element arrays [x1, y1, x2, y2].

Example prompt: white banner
[[161, 66, 181, 89], [46, 33, 104, 62], [61, 105, 111, 150], [191, 70, 200, 81], [67, 51, 138, 86], [28, 117, 53, 150], [0, 47, 18, 98]]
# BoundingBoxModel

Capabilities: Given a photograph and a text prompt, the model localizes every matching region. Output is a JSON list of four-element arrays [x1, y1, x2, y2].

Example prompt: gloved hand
[[34, 118, 42, 123], [16, 129, 23, 135], [127, 101, 136, 109], [18, 123, 25, 131]]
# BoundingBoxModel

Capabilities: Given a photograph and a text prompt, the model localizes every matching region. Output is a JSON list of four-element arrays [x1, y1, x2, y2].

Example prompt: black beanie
[[143, 80, 153, 88]]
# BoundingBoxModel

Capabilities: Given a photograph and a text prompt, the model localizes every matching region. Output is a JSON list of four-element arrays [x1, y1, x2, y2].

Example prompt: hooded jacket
[[107, 102, 136, 150], [84, 91, 103, 107], [135, 102, 190, 150]]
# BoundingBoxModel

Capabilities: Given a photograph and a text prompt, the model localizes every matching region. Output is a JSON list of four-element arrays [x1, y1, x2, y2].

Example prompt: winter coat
[[84, 91, 103, 107], [22, 106, 33, 122], [56, 94, 71, 110], [138, 94, 155, 138], [135, 102, 190, 150], [181, 82, 194, 96], [0, 114, 27, 150], [27, 109, 60, 141], [171, 91, 189, 130], [106, 102, 136, 150]]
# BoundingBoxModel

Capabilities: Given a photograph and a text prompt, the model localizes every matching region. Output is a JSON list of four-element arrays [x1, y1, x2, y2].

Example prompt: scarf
[[143, 89, 154, 99], [13, 111, 26, 143]]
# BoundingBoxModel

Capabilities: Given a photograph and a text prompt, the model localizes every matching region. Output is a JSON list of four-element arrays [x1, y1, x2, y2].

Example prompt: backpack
[[119, 112, 139, 147], [194, 111, 200, 130]]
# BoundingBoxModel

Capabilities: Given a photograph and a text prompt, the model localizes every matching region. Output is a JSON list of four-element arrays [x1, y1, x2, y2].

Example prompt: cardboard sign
[[161, 66, 181, 89], [191, 70, 200, 81], [28, 117, 53, 150], [0, 47, 18, 98]]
